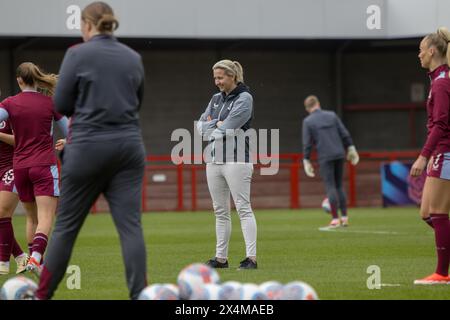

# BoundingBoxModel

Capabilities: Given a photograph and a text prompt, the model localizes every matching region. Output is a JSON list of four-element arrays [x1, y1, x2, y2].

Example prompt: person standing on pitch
[[0, 88, 30, 276], [302, 95, 359, 228], [197, 60, 257, 270], [411, 27, 450, 285], [0, 63, 69, 276], [35, 2, 147, 299]]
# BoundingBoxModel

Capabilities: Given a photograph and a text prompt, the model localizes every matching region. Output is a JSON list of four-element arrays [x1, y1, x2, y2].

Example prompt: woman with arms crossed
[[197, 60, 258, 270]]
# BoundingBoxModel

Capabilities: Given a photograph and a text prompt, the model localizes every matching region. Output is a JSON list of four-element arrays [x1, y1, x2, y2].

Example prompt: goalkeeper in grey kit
[[302, 95, 359, 228]]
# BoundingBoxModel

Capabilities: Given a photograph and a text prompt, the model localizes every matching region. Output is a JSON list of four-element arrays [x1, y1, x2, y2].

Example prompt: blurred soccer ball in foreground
[[241, 283, 267, 300], [0, 276, 37, 300], [280, 281, 319, 300], [138, 283, 179, 300], [220, 281, 243, 300], [177, 263, 220, 300], [190, 283, 222, 300], [259, 281, 283, 300]]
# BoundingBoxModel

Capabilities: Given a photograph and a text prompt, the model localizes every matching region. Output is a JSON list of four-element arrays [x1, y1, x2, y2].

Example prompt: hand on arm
[[209, 95, 252, 140], [197, 100, 219, 137]]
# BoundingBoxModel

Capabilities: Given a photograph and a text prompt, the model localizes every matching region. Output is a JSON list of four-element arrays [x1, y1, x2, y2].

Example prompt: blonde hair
[[16, 62, 58, 97], [304, 95, 320, 110], [212, 60, 244, 83], [424, 26, 450, 66], [82, 1, 119, 33]]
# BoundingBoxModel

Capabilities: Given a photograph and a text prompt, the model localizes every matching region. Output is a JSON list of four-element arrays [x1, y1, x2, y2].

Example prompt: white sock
[[0, 261, 9, 268], [31, 252, 42, 263]]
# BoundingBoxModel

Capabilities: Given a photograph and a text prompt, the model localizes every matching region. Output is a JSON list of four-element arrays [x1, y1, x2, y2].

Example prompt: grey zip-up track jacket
[[197, 83, 253, 163]]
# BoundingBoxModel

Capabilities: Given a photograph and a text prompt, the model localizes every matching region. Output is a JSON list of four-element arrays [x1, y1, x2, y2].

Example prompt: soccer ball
[[138, 283, 179, 300], [321, 198, 331, 213], [177, 263, 220, 300], [0, 276, 37, 300], [220, 281, 243, 300], [259, 281, 283, 300], [241, 283, 267, 300], [280, 281, 319, 300], [190, 283, 222, 300], [138, 284, 163, 300]]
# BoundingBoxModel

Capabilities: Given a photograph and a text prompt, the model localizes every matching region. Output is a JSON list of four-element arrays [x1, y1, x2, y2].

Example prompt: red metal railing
[[89, 150, 420, 213]]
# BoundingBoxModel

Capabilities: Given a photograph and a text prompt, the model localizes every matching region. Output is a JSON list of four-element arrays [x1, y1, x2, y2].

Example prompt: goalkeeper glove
[[303, 159, 315, 177], [347, 145, 359, 165]]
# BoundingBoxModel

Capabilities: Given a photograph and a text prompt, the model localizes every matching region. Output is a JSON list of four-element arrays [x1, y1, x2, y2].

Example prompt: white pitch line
[[380, 283, 401, 287], [318, 227, 400, 235]]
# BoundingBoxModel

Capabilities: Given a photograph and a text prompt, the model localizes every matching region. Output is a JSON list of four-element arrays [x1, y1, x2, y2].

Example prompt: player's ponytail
[[212, 59, 245, 84], [233, 61, 244, 83], [437, 27, 450, 66], [425, 27, 450, 66], [16, 62, 57, 97], [82, 2, 119, 34]]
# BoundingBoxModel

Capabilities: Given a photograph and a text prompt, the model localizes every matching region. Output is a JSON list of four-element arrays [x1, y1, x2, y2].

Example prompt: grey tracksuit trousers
[[37, 137, 147, 300], [206, 163, 257, 259], [319, 158, 347, 216]]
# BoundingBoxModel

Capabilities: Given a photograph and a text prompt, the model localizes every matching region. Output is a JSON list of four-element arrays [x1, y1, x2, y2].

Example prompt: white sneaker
[[0, 261, 10, 275], [15, 253, 29, 274], [341, 217, 349, 227]]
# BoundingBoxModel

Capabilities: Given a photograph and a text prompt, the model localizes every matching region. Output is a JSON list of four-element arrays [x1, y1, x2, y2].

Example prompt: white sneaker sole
[[319, 225, 341, 231]]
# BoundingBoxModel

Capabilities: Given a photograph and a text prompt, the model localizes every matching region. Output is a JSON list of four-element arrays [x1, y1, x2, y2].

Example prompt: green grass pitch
[[1, 207, 450, 300]]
